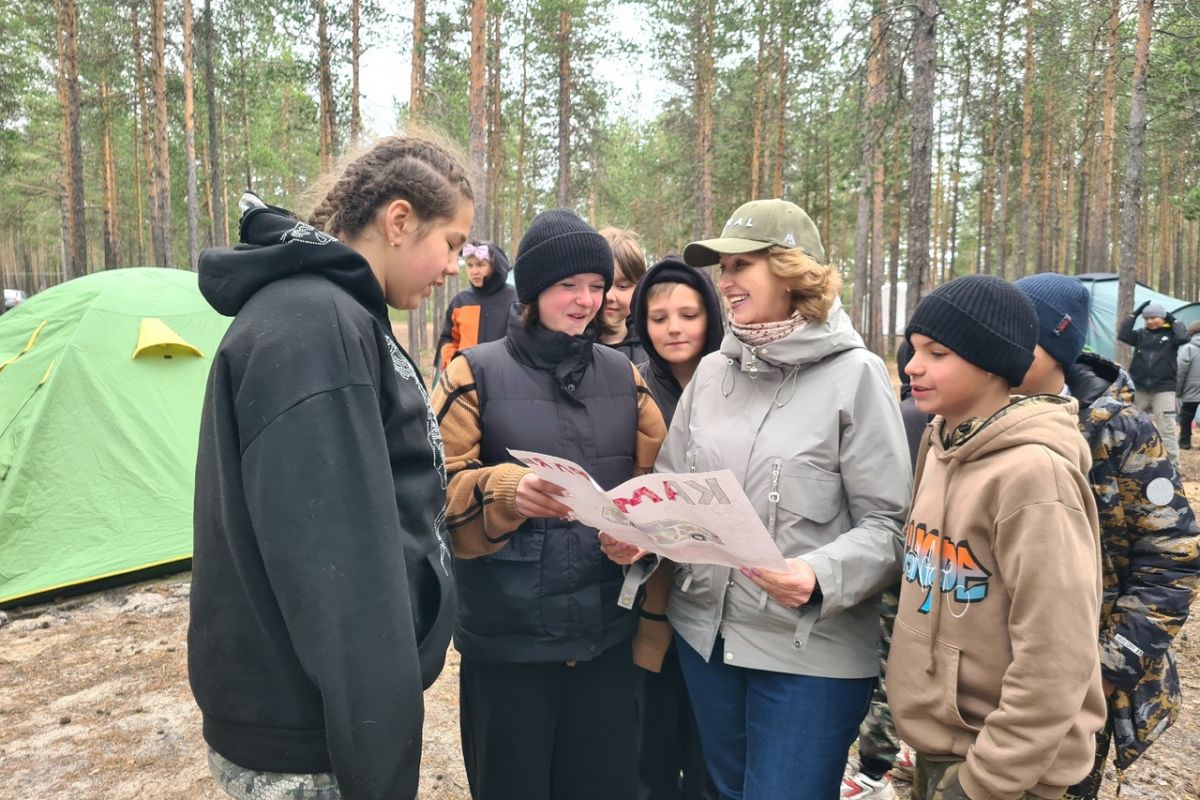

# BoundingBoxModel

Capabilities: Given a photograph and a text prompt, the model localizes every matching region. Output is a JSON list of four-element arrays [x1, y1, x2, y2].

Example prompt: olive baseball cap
[[683, 199, 826, 266]]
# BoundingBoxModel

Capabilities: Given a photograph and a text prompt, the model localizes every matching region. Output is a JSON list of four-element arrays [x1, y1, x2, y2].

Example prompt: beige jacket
[[887, 396, 1107, 800]]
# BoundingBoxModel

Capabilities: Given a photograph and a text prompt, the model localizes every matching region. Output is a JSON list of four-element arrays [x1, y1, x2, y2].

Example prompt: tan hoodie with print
[[887, 395, 1107, 800]]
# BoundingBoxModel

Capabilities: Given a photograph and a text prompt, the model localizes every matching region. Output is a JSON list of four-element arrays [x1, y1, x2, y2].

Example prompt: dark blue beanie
[[905, 274, 1037, 387], [1014, 273, 1090, 370], [513, 209, 614, 304]]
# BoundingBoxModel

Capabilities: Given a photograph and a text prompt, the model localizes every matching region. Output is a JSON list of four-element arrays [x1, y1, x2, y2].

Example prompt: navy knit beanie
[[1013, 273, 1090, 370], [514, 209, 614, 304], [905, 274, 1038, 387]]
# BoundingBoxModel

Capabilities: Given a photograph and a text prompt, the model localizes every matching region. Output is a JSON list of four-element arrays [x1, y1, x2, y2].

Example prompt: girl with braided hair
[[189, 135, 471, 800]]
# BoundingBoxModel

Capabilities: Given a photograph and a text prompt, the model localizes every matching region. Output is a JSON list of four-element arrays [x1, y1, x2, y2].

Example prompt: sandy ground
[[2, 444, 1199, 799]]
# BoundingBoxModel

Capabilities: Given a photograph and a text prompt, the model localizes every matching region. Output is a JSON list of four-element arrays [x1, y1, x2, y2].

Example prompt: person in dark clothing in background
[[189, 136, 469, 800], [627, 256, 724, 800], [436, 241, 517, 372], [1117, 300, 1188, 465]]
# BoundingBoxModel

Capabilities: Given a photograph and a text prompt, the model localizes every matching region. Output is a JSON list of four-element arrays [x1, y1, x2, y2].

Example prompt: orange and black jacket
[[437, 243, 517, 371]]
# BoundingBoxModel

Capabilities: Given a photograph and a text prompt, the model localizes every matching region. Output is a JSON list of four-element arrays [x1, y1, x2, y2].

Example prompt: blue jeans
[[675, 634, 874, 800]]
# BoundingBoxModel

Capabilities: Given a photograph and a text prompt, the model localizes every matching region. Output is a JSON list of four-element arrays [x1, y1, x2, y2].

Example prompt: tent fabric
[[1075, 273, 1189, 360], [0, 268, 231, 607]]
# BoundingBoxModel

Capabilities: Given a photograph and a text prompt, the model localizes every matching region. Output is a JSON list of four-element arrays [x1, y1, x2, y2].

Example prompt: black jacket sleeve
[[1117, 313, 1140, 348], [241, 385, 425, 800]]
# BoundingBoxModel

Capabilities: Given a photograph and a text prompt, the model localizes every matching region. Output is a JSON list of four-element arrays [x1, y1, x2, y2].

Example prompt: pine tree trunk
[[867, 6, 887, 353], [203, 0, 227, 247], [750, 9, 768, 199], [1036, 79, 1054, 272], [977, 0, 1009, 276], [411, 0, 426, 119], [1088, 0, 1120, 273], [56, 0, 87, 278], [1116, 0, 1153, 366], [771, 0, 790, 198], [99, 82, 121, 269], [556, 10, 571, 208], [151, 0, 172, 266], [239, 31, 252, 191], [997, 131, 1012, 280], [906, 0, 936, 314], [183, 0, 201, 268], [351, 0, 361, 145], [131, 61, 146, 265], [695, 0, 715, 236], [133, 7, 156, 264], [317, 0, 336, 174], [853, 7, 885, 332], [486, 4, 502, 242], [512, 10, 529, 256], [888, 194, 901, 354], [945, 64, 970, 283], [1015, 0, 1035, 278], [468, 0, 488, 239]]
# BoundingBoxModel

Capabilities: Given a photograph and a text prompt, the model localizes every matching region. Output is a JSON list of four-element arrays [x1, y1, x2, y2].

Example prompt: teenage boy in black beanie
[[887, 275, 1106, 800], [1013, 273, 1200, 800]]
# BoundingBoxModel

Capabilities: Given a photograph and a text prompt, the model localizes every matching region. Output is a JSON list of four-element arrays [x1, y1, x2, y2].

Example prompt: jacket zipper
[[767, 460, 781, 539], [680, 448, 699, 593]]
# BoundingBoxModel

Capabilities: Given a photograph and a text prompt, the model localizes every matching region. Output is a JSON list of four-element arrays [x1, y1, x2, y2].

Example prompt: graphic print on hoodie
[[189, 199, 455, 800]]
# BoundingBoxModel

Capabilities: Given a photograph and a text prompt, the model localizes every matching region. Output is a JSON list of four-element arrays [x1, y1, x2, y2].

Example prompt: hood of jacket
[[929, 394, 1089, 471], [719, 298, 864, 371], [631, 256, 724, 393], [198, 197, 387, 322], [475, 242, 512, 297]]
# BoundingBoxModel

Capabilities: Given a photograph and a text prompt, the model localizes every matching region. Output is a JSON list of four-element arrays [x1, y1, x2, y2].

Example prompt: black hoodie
[[435, 242, 517, 370], [630, 257, 724, 425], [189, 199, 455, 800]]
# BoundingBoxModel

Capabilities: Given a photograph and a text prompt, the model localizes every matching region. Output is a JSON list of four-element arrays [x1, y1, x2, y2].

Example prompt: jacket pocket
[[775, 466, 842, 525], [891, 616, 981, 744], [480, 519, 547, 562]]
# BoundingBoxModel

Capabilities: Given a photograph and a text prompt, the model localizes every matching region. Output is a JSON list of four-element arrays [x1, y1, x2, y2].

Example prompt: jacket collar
[[504, 308, 596, 397]]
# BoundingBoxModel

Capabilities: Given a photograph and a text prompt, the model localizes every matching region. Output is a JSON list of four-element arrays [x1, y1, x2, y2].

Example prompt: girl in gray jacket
[[657, 199, 911, 800]]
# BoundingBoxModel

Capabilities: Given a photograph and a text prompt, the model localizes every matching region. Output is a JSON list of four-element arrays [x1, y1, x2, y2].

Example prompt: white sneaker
[[891, 741, 916, 784], [841, 771, 897, 800]]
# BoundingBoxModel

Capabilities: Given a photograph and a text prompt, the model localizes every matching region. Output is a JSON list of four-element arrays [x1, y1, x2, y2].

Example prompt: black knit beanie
[[905, 274, 1038, 387], [514, 209, 614, 304]]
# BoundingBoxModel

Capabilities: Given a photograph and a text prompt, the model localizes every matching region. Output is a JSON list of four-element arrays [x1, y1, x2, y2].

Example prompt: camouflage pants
[[913, 756, 1055, 800], [857, 588, 901, 772], [208, 748, 341, 800]]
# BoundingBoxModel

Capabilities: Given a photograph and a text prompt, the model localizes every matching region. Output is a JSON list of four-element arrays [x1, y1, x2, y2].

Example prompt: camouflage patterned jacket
[[1067, 351, 1200, 768]]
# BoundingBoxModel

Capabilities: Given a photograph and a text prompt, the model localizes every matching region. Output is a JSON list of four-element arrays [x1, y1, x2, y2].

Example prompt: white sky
[[356, 2, 672, 135]]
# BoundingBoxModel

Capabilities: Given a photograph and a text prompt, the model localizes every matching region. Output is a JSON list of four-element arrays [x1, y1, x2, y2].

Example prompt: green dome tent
[[0, 268, 231, 607], [1075, 273, 1190, 360]]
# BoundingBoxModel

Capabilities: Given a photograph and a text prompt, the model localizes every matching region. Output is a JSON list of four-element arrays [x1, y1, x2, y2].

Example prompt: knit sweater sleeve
[[631, 363, 668, 476], [431, 356, 530, 559]]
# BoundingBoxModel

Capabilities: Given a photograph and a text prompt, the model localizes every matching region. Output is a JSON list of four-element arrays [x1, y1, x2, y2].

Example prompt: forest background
[[2, 0, 1199, 361]]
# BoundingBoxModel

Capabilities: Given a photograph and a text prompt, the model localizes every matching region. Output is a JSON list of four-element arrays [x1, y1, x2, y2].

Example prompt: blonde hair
[[765, 246, 842, 322], [645, 281, 701, 307], [599, 227, 647, 283]]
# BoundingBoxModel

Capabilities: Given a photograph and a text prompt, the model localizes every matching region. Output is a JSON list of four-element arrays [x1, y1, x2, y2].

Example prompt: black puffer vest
[[456, 313, 639, 663]]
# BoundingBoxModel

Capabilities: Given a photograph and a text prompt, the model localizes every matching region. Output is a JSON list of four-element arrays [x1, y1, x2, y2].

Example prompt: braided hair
[[307, 136, 474, 239]]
